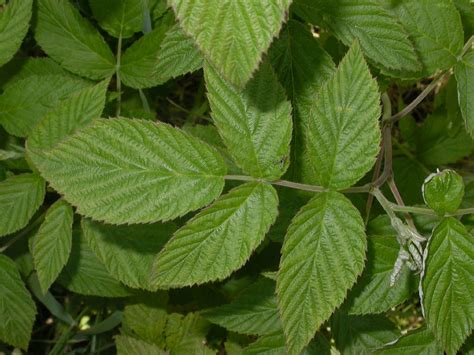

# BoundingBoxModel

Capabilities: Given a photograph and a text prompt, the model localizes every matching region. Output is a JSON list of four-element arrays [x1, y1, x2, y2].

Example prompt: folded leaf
[[385, 0, 464, 76], [455, 50, 474, 138], [150, 182, 278, 288], [269, 20, 335, 183], [170, 0, 291, 87], [0, 254, 36, 350], [205, 61, 292, 180], [35, 0, 116, 79], [32, 200, 73, 294], [277, 191, 367, 353], [89, 0, 145, 39], [0, 0, 33, 67], [305, 42, 381, 190], [293, 0, 420, 74], [0, 74, 91, 137], [0, 174, 45, 237], [33, 118, 227, 224], [83, 219, 175, 290], [203, 278, 282, 335], [376, 327, 444, 355], [422, 218, 474, 354], [58, 228, 132, 297]]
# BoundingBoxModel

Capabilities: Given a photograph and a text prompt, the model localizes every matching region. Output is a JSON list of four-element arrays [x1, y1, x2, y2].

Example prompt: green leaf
[[33, 118, 227, 224], [385, 0, 464, 76], [89, 0, 145, 38], [0, 0, 33, 67], [244, 332, 286, 355], [0, 74, 92, 137], [58, 228, 132, 297], [123, 295, 168, 348], [121, 23, 203, 89], [269, 20, 336, 183], [376, 327, 444, 355], [116, 335, 166, 355], [421, 218, 474, 354], [455, 49, 474, 137], [0, 254, 36, 350], [82, 219, 175, 290], [305, 42, 381, 190], [165, 313, 213, 354], [32, 200, 73, 294], [203, 278, 282, 336], [28, 80, 109, 155], [150, 182, 278, 288], [331, 313, 399, 355], [293, 0, 420, 74], [423, 169, 465, 215], [455, 0, 474, 39], [205, 61, 292, 180], [170, 0, 291, 87], [35, 0, 116, 79], [277, 191, 367, 353], [0, 174, 45, 237], [346, 232, 418, 315]]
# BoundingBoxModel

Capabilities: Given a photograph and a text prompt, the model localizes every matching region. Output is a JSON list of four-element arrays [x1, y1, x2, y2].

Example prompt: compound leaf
[[422, 218, 474, 354], [203, 278, 282, 335], [455, 49, 474, 137], [293, 0, 420, 74], [33, 118, 227, 224], [0, 174, 45, 237], [150, 182, 278, 288], [0, 0, 33, 68], [32, 200, 73, 294], [0, 255, 36, 350], [82, 219, 175, 290], [89, 0, 145, 39], [35, 0, 116, 79], [277, 191, 367, 353], [305, 42, 381, 190], [170, 0, 291, 87], [205, 61, 292, 180]]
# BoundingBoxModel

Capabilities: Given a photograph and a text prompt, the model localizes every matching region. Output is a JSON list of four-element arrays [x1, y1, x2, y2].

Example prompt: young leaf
[[169, 0, 291, 87], [32, 200, 73, 294], [33, 118, 227, 224], [116, 335, 166, 355], [205, 61, 292, 180], [0, 174, 45, 237], [376, 327, 444, 355], [121, 23, 203, 89], [58, 229, 132, 297], [331, 313, 399, 354], [269, 20, 336, 183], [455, 50, 474, 137], [422, 218, 474, 354], [0, 254, 36, 350], [385, 0, 464, 76], [165, 313, 213, 354], [423, 169, 465, 215], [150, 182, 278, 288], [35, 0, 116, 79], [346, 233, 418, 315], [89, 0, 145, 39], [27, 80, 109, 154], [305, 42, 381, 190], [0, 74, 91, 137], [294, 0, 420, 74], [277, 191, 367, 353], [203, 278, 282, 336], [82, 219, 175, 290], [0, 0, 33, 67]]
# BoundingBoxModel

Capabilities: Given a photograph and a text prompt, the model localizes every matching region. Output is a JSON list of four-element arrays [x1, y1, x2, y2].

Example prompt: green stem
[[461, 35, 474, 57], [116, 34, 123, 117]]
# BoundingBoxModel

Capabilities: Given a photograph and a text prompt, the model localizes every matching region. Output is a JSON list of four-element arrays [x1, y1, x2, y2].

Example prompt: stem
[[388, 72, 449, 123], [461, 35, 474, 57], [0, 212, 46, 252], [115, 34, 123, 117], [387, 176, 416, 229], [139, 89, 151, 113]]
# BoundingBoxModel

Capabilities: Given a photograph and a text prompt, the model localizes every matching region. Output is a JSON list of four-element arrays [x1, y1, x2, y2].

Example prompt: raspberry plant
[[0, 0, 474, 354]]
